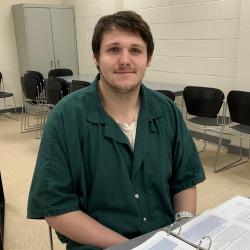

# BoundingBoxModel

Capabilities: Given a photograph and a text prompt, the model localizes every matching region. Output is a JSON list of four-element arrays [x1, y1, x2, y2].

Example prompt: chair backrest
[[25, 71, 44, 83], [21, 76, 40, 101], [183, 86, 224, 118], [45, 78, 68, 105], [156, 90, 175, 102], [48, 68, 73, 78], [70, 80, 90, 93], [24, 71, 44, 90], [227, 90, 250, 126]]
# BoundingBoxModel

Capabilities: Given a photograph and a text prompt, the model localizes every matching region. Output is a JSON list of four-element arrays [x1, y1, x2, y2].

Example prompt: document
[[178, 196, 250, 250], [132, 231, 196, 250], [132, 196, 250, 250]]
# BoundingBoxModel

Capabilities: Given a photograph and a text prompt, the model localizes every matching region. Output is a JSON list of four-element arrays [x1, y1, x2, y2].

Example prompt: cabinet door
[[50, 8, 78, 74], [25, 8, 55, 77]]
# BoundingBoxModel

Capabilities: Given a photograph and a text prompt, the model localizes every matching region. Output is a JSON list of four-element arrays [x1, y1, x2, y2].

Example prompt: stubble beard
[[99, 71, 142, 97]]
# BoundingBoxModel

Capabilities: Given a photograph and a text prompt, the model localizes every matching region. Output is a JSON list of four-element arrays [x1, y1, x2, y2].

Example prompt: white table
[[61, 74, 186, 96]]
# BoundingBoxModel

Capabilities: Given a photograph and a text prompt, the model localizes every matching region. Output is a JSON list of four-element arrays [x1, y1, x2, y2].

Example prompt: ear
[[146, 57, 152, 67], [93, 54, 99, 67]]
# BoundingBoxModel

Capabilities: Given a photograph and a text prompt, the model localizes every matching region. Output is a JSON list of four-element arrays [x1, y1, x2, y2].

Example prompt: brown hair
[[92, 10, 154, 62]]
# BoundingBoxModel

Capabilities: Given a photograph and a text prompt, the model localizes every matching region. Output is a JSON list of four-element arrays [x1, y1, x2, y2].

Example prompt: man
[[27, 11, 205, 250]]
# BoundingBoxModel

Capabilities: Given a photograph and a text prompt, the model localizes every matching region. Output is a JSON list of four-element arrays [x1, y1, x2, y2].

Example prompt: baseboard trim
[[189, 130, 231, 146], [0, 107, 22, 113], [227, 144, 249, 157], [189, 129, 249, 157]]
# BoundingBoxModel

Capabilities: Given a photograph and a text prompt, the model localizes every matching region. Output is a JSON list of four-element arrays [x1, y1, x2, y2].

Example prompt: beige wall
[[0, 0, 62, 109], [62, 0, 242, 95], [236, 0, 250, 91], [62, 0, 121, 75]]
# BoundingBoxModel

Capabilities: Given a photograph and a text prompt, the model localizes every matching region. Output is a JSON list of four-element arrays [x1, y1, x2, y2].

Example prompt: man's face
[[94, 28, 151, 94]]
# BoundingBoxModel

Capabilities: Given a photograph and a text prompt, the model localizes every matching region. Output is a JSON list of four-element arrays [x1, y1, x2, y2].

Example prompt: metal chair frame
[[215, 90, 250, 172], [48, 225, 54, 250], [182, 86, 227, 170], [20, 76, 48, 138]]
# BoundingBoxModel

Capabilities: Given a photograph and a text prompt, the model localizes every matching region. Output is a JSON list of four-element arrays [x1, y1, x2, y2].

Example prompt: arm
[[173, 186, 197, 215], [46, 210, 128, 249]]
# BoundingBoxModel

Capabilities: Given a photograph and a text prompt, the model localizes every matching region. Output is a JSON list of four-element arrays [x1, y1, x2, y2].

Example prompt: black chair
[[156, 89, 175, 102], [21, 76, 46, 135], [183, 86, 226, 170], [69, 80, 90, 93], [48, 68, 73, 78], [24, 71, 45, 100], [25, 71, 44, 82], [0, 72, 18, 120], [215, 90, 250, 172], [45, 78, 69, 106]]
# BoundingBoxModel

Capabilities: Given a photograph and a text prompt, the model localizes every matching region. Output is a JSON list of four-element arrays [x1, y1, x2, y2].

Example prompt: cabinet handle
[[57, 59, 60, 68], [50, 60, 54, 69]]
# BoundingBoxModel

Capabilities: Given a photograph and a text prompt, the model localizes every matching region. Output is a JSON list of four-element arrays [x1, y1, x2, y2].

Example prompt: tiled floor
[[1, 114, 249, 249]]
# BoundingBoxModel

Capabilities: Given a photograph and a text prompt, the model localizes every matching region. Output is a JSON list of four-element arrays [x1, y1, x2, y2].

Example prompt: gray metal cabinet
[[12, 4, 78, 77]]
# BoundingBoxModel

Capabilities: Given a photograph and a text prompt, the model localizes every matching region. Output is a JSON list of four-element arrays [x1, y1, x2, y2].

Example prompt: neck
[[98, 81, 140, 124]]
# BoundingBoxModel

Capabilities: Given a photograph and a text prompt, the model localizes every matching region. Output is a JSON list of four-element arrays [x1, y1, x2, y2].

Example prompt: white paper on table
[[177, 196, 250, 250]]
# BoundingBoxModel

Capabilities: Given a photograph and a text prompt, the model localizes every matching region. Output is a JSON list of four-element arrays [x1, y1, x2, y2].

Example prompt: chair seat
[[231, 124, 250, 134], [188, 116, 226, 126], [0, 91, 13, 98]]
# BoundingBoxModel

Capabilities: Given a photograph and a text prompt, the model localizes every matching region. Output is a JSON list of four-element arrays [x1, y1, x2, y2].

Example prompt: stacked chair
[[45, 78, 69, 107], [21, 72, 47, 138], [48, 68, 73, 78], [21, 71, 71, 138]]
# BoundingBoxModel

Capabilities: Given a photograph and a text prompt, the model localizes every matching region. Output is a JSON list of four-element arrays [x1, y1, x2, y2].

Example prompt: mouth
[[114, 71, 135, 74]]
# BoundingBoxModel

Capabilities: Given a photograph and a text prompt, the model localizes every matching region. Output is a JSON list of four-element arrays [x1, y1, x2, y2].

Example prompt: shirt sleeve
[[27, 106, 85, 219], [169, 106, 206, 195]]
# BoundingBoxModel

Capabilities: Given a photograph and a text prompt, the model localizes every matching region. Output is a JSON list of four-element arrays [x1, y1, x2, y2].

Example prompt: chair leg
[[21, 101, 44, 134], [48, 225, 54, 250], [214, 125, 225, 171], [2, 95, 18, 121], [198, 128, 207, 153], [214, 135, 249, 173], [12, 95, 18, 120]]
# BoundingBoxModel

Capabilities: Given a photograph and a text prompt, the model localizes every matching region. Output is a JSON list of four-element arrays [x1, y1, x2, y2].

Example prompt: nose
[[119, 49, 130, 66]]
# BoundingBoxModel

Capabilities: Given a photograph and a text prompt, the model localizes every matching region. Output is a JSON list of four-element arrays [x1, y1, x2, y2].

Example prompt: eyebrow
[[105, 42, 145, 49]]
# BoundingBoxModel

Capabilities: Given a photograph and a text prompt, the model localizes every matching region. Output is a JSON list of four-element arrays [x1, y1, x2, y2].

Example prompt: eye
[[131, 48, 142, 55], [108, 47, 120, 53]]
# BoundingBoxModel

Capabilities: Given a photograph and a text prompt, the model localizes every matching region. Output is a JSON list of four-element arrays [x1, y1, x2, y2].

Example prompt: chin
[[114, 82, 140, 94]]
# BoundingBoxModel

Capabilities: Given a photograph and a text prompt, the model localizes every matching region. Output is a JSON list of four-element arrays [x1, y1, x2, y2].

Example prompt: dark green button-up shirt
[[27, 77, 205, 250]]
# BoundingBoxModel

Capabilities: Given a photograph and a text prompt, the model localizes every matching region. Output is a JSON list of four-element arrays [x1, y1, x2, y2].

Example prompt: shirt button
[[143, 217, 147, 223], [135, 194, 139, 199]]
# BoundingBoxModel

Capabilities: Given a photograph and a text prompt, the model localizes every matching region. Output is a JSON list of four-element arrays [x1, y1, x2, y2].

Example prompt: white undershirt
[[116, 120, 137, 150]]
